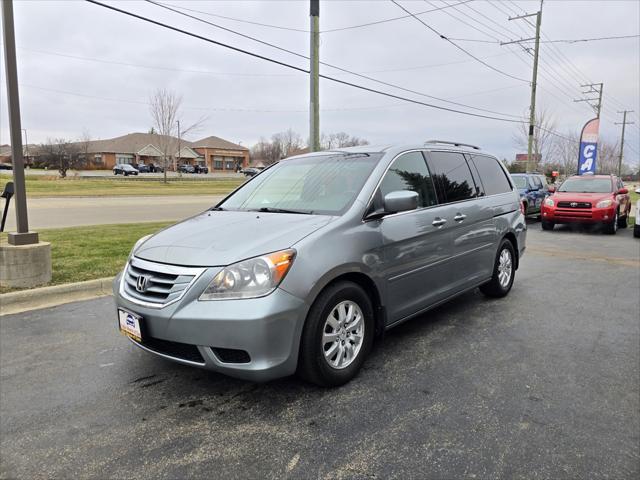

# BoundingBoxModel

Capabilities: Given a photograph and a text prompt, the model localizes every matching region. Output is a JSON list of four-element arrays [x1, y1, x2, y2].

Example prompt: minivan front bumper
[[113, 271, 308, 382]]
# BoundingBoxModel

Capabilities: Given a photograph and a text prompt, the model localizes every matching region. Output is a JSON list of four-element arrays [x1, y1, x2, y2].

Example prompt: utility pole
[[309, 0, 320, 152], [574, 83, 604, 118], [504, 2, 542, 173], [615, 110, 634, 177], [2, 0, 37, 245]]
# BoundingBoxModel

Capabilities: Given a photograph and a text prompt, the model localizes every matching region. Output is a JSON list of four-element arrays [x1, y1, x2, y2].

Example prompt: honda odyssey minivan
[[114, 141, 526, 386]]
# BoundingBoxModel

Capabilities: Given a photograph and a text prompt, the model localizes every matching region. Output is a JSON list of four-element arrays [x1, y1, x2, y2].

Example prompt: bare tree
[[513, 109, 558, 168], [78, 128, 92, 169], [320, 132, 369, 150], [40, 138, 81, 178], [149, 88, 205, 182]]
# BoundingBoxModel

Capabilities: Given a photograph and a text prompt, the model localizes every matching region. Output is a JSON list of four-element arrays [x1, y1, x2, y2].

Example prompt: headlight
[[595, 199, 613, 209], [544, 198, 554, 207], [129, 234, 152, 258], [200, 249, 296, 300]]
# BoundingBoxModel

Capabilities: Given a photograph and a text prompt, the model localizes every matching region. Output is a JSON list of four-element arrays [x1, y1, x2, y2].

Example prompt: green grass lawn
[[0, 173, 243, 197], [1, 222, 172, 294]]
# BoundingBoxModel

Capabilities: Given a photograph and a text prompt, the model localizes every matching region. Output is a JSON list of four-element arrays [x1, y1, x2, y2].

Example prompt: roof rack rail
[[425, 140, 481, 150]]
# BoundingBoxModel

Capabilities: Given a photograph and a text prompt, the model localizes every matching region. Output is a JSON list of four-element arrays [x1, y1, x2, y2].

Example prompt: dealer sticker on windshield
[[118, 309, 142, 343]]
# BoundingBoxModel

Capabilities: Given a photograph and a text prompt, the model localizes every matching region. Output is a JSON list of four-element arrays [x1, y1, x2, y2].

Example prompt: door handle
[[453, 213, 467, 222], [432, 217, 447, 227]]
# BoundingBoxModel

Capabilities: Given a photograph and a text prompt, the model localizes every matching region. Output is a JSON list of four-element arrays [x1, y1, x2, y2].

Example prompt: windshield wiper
[[210, 206, 225, 211], [253, 207, 312, 215]]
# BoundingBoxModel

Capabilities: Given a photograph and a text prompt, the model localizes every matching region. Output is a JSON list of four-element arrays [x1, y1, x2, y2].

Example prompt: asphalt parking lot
[[1, 224, 639, 479]]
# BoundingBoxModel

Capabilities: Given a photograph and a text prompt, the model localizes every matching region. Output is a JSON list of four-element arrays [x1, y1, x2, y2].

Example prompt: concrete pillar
[[0, 242, 52, 288]]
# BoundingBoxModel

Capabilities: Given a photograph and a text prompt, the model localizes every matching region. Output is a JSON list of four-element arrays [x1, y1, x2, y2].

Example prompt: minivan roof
[[286, 141, 492, 160]]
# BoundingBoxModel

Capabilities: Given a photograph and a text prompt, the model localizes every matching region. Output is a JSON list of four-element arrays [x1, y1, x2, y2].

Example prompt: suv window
[[532, 176, 543, 189], [426, 151, 476, 203], [469, 155, 512, 196], [379, 152, 436, 208]]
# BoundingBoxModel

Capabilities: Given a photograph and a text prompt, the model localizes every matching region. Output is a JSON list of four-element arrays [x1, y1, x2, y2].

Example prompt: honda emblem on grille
[[570, 202, 578, 207], [136, 275, 149, 293]]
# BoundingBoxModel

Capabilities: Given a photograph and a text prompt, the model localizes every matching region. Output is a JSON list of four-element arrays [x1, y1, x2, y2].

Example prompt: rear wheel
[[298, 281, 374, 387], [480, 239, 516, 298], [541, 220, 554, 231], [604, 211, 618, 235]]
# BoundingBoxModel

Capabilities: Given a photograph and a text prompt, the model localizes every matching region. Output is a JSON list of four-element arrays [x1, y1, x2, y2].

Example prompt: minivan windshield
[[558, 178, 612, 193], [218, 153, 382, 215], [511, 176, 528, 189]]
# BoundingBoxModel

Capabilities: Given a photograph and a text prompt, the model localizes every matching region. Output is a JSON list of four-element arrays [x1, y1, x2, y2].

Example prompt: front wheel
[[541, 220, 554, 231], [298, 281, 374, 387], [480, 239, 516, 298], [604, 211, 618, 235], [617, 214, 628, 229]]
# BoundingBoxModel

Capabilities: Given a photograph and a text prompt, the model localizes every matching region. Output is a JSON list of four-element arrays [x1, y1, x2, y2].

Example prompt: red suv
[[540, 175, 631, 234]]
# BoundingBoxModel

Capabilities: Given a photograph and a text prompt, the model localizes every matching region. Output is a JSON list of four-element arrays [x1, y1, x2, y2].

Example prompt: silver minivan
[[114, 141, 526, 386]]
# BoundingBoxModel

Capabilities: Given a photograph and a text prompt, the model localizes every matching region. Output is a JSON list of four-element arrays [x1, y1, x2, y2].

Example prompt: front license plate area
[[118, 309, 143, 343]]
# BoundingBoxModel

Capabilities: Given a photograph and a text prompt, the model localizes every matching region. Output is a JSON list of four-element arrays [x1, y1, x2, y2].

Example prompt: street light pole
[[2, 0, 37, 245], [309, 0, 320, 152]]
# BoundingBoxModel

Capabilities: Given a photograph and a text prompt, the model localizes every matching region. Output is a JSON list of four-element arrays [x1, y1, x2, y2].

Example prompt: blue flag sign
[[577, 118, 600, 175]]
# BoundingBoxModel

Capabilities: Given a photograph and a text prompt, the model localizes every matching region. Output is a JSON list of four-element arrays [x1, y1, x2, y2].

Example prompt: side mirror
[[617, 188, 628, 195], [547, 185, 556, 193], [384, 191, 419, 214]]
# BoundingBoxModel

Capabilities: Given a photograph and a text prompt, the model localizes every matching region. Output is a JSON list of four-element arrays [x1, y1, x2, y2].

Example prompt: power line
[[518, 34, 640, 44], [144, 0, 523, 118], [391, 0, 530, 83], [84, 0, 525, 123], [157, 1, 309, 33], [321, 0, 475, 33]]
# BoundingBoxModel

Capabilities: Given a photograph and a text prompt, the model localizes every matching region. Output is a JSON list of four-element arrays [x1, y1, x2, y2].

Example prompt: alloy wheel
[[497, 248, 513, 288], [322, 300, 364, 369]]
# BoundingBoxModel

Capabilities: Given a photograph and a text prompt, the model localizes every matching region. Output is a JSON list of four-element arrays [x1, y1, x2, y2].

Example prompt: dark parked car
[[149, 163, 164, 173], [242, 167, 260, 177], [113, 164, 139, 176], [194, 164, 209, 174], [136, 163, 150, 173], [179, 164, 195, 174], [510, 173, 552, 218], [0, 163, 12, 170]]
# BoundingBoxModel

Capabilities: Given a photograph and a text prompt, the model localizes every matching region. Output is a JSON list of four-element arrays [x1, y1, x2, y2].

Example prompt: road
[[1, 226, 639, 479], [2, 195, 219, 230]]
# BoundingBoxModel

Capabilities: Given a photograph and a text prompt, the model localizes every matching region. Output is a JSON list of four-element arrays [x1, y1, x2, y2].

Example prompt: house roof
[[176, 146, 202, 159], [136, 144, 164, 157], [82, 132, 246, 155], [191, 136, 248, 151]]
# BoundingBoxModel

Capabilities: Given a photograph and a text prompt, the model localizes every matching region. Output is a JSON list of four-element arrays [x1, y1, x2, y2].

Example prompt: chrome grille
[[121, 257, 204, 308]]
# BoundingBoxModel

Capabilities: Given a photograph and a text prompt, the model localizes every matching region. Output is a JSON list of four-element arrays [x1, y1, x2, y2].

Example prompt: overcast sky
[[1, 0, 638, 165]]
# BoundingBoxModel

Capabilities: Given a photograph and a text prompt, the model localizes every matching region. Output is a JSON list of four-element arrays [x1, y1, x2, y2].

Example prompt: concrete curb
[[0, 277, 114, 316]]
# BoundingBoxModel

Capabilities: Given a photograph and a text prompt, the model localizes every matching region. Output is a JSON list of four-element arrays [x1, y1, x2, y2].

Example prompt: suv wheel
[[617, 213, 628, 229], [604, 211, 618, 235], [480, 239, 516, 298], [541, 220, 554, 231], [298, 281, 374, 387]]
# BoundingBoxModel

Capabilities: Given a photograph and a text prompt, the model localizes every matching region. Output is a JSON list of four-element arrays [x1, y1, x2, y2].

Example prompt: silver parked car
[[114, 141, 526, 386]]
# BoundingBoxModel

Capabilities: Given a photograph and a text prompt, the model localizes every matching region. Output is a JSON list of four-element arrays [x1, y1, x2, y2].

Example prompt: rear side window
[[532, 176, 542, 188], [379, 151, 437, 208], [426, 152, 476, 203], [469, 155, 513, 196]]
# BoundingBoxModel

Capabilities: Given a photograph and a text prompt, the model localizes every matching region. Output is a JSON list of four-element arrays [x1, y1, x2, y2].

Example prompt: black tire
[[604, 211, 618, 235], [541, 220, 554, 231], [298, 281, 374, 387], [617, 213, 628, 229], [634, 224, 640, 238], [113, 170, 118, 175], [480, 239, 516, 298]]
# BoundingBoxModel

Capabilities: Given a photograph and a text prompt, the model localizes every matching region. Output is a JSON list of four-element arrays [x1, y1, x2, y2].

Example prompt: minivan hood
[[135, 211, 334, 267]]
